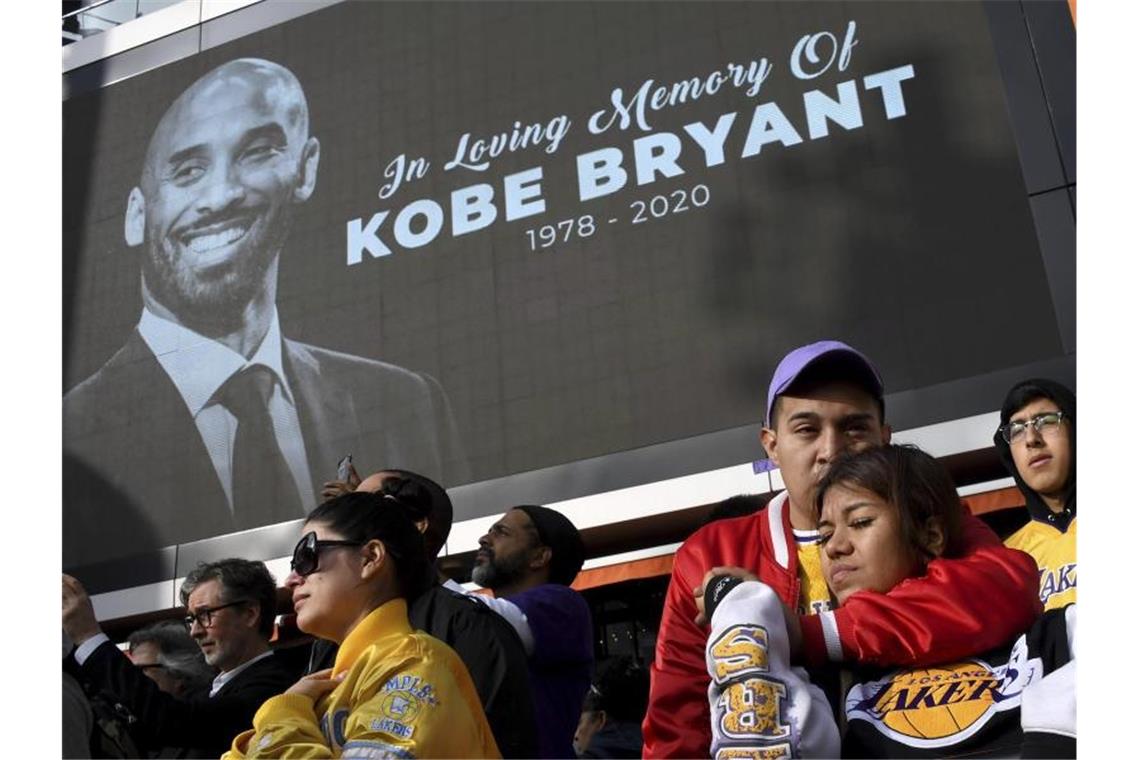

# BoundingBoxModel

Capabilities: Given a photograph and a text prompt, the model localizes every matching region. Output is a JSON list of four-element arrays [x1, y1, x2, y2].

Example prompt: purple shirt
[[508, 584, 594, 758]]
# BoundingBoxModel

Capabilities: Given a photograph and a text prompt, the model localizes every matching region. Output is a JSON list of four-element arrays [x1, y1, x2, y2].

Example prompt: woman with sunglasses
[[701, 445, 1075, 758], [224, 491, 500, 758]]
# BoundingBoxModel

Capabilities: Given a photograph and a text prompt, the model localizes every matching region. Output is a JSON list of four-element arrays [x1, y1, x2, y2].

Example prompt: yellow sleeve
[[340, 657, 499, 759], [226, 694, 331, 759]]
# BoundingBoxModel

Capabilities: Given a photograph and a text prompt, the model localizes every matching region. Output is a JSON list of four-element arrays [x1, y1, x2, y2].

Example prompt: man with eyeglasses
[[62, 559, 297, 757], [994, 378, 1077, 611], [127, 620, 214, 699]]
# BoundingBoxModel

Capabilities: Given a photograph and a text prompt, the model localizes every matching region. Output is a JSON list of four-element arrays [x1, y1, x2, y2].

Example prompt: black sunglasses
[[291, 530, 363, 577]]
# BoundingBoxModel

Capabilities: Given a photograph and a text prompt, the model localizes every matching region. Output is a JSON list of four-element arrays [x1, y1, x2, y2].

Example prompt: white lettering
[[577, 147, 629, 200], [804, 80, 863, 139], [863, 64, 916, 119], [504, 166, 546, 221], [446, 115, 572, 173], [633, 132, 685, 186], [791, 21, 858, 80], [741, 102, 804, 157], [346, 212, 391, 266], [451, 184, 498, 236], [683, 112, 738, 167], [393, 200, 444, 249]]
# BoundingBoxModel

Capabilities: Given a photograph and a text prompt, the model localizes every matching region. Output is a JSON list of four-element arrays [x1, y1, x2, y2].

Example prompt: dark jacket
[[310, 583, 539, 758], [842, 606, 1075, 758], [77, 642, 298, 758], [579, 721, 643, 758], [993, 378, 1077, 532]]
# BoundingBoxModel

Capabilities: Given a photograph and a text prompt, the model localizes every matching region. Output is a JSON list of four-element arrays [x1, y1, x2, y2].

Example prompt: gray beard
[[471, 553, 527, 590]]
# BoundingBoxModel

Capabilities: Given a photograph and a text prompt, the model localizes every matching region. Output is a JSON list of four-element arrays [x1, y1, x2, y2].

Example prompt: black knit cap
[[513, 504, 586, 586]]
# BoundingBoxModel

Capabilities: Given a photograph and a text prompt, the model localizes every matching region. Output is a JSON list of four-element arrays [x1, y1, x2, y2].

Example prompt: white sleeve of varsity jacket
[[1020, 604, 1077, 739], [706, 581, 841, 759], [467, 593, 535, 656]]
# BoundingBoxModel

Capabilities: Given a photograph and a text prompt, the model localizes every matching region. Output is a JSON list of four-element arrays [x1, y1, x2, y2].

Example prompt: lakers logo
[[846, 660, 1025, 748], [379, 690, 423, 722]]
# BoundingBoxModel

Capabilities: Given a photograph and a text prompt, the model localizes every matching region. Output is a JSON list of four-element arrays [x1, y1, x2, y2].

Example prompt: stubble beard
[[142, 209, 293, 335]]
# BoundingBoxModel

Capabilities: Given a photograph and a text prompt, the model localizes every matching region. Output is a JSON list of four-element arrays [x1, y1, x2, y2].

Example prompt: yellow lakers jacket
[[1005, 516, 1076, 612], [224, 598, 500, 759]]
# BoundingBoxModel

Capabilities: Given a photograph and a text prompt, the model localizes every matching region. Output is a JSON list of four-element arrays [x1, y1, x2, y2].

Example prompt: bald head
[[125, 58, 320, 328], [141, 59, 310, 193], [357, 472, 390, 494]]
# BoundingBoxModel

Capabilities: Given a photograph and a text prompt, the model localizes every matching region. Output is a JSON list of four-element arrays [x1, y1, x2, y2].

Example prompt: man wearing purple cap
[[643, 340, 1042, 758]]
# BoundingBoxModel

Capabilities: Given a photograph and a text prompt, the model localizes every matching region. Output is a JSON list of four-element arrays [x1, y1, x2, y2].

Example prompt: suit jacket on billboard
[[63, 329, 468, 570], [77, 642, 298, 758]]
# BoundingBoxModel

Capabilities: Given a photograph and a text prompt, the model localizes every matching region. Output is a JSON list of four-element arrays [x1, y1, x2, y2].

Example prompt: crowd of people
[[61, 337, 1076, 759]]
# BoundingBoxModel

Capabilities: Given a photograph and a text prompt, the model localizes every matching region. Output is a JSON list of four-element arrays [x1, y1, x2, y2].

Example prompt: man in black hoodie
[[993, 378, 1076, 611]]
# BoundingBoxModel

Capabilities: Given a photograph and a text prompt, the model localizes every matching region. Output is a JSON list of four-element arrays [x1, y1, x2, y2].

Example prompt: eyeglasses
[[291, 531, 363, 577], [998, 411, 1067, 444], [134, 662, 165, 672], [183, 599, 249, 630]]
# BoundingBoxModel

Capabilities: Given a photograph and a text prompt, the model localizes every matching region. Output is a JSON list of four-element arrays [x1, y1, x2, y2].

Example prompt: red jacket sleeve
[[800, 508, 1043, 668], [642, 539, 714, 758]]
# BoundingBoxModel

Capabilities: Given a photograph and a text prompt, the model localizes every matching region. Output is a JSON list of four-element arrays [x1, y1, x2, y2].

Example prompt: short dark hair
[[770, 353, 885, 430], [379, 470, 453, 559], [306, 491, 433, 600], [814, 444, 963, 562], [179, 559, 278, 638], [127, 620, 215, 692], [583, 657, 650, 723], [1000, 378, 1076, 428]]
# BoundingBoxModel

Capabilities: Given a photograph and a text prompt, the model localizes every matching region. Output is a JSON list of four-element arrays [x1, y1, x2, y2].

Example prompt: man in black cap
[[472, 505, 594, 759]]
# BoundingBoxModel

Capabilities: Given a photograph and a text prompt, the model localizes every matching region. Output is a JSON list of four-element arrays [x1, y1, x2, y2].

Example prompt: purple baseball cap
[[765, 340, 884, 426]]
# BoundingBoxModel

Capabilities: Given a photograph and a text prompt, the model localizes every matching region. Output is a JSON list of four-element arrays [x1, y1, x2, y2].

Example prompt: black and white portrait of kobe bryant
[[63, 59, 467, 569]]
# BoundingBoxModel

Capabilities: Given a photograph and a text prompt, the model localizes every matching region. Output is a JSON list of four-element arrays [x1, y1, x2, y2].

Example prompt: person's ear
[[241, 602, 260, 631], [359, 539, 387, 581], [529, 545, 553, 572], [921, 517, 946, 558], [124, 187, 146, 247], [293, 136, 320, 203], [879, 422, 893, 446], [760, 427, 780, 468], [414, 517, 429, 537]]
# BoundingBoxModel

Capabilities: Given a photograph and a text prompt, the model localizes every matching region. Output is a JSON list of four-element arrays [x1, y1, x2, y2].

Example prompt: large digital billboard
[[63, 1, 1068, 581]]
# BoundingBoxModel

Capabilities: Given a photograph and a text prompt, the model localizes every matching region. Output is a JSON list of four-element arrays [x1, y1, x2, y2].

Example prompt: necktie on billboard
[[215, 365, 304, 530]]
